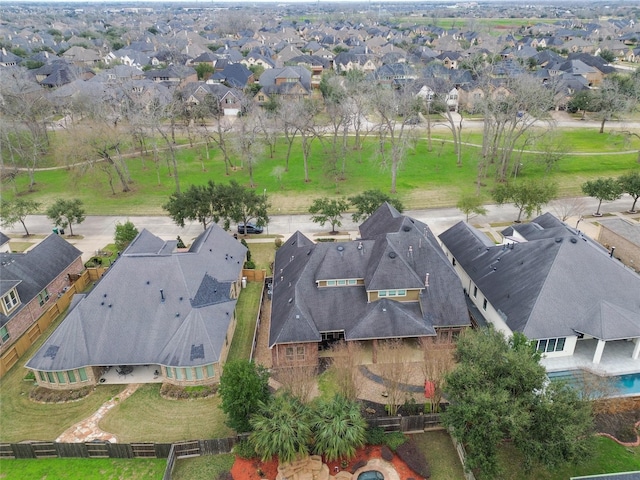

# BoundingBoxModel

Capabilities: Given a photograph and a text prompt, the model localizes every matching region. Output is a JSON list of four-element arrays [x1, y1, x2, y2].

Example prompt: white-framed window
[[482, 298, 487, 311], [326, 280, 336, 286], [285, 346, 294, 361], [473, 286, 477, 298], [378, 290, 407, 298], [3, 290, 19, 312]]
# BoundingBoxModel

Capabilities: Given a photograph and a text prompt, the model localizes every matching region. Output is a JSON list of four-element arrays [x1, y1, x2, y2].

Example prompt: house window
[[452, 258, 456, 266], [3, 290, 19, 312], [38, 288, 50, 307], [166, 367, 173, 378], [537, 338, 566, 353], [56, 371, 66, 384], [184, 368, 193, 381], [285, 346, 294, 361], [378, 291, 387, 297], [327, 280, 336, 286], [337, 280, 346, 286], [296, 346, 305, 360], [206, 364, 215, 377], [0, 326, 9, 343], [258, 95, 265, 102], [482, 298, 487, 311], [473, 286, 477, 298], [38, 371, 46, 382], [68, 370, 76, 383], [46, 371, 55, 383], [78, 368, 87, 382], [175, 368, 183, 380], [195, 367, 203, 380], [347, 279, 357, 285]]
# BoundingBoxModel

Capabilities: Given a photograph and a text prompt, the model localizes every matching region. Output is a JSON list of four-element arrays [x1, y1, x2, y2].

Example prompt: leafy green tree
[[114, 220, 139, 252], [0, 198, 40, 236], [349, 190, 405, 222], [218, 180, 270, 233], [250, 394, 312, 463], [443, 328, 592, 477], [195, 63, 214, 81], [45, 198, 85, 236], [618, 170, 640, 213], [581, 177, 623, 216], [598, 49, 616, 63], [219, 360, 270, 433], [311, 395, 367, 462], [308, 197, 350, 234], [491, 180, 558, 222], [456, 193, 488, 222], [567, 90, 594, 119], [163, 182, 221, 230]]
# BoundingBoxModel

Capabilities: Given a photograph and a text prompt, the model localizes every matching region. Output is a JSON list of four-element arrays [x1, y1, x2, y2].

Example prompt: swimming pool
[[547, 370, 640, 397], [357, 471, 384, 480]]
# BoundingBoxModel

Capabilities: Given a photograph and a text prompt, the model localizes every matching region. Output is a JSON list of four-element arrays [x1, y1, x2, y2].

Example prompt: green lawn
[[0, 314, 124, 443], [412, 431, 466, 480], [0, 458, 165, 480], [227, 282, 263, 362], [171, 452, 234, 480], [486, 436, 640, 480], [5, 129, 639, 216], [98, 384, 233, 443]]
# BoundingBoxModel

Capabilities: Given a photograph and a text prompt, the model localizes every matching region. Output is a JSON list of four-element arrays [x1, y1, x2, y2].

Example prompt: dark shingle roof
[[26, 225, 245, 371], [269, 203, 469, 347], [0, 234, 82, 328], [439, 216, 640, 340]]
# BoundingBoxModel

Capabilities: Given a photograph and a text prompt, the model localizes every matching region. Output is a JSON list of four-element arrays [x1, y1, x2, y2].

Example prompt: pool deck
[[542, 339, 640, 377]]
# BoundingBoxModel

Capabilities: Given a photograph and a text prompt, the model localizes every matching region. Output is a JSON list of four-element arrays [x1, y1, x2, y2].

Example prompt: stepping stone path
[[56, 383, 140, 443]]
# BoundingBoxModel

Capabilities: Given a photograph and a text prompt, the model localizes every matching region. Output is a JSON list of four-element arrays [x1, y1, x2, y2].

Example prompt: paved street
[[3, 195, 637, 261]]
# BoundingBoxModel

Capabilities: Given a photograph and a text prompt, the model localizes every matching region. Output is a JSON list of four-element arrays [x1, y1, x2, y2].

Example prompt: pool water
[[357, 471, 384, 480], [547, 370, 640, 397]]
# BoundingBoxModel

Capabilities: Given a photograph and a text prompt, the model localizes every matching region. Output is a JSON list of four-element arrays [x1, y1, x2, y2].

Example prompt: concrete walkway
[[56, 383, 140, 443]]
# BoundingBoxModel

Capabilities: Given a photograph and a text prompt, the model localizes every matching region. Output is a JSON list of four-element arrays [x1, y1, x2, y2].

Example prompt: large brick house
[[268, 203, 470, 368], [1, 233, 83, 357]]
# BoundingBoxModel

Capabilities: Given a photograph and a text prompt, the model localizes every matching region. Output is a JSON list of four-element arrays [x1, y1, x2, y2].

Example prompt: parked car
[[237, 223, 264, 234]]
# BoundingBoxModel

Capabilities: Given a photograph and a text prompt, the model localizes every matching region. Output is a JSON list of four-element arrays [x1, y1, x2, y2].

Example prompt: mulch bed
[[594, 397, 640, 444], [231, 445, 422, 480]]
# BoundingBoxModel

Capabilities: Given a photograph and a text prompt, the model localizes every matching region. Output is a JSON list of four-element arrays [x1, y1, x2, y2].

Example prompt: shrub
[[396, 437, 430, 478], [384, 431, 407, 451], [234, 439, 257, 459], [244, 260, 256, 269], [274, 238, 283, 249], [365, 426, 386, 445], [160, 383, 217, 399], [241, 239, 251, 261], [30, 386, 93, 403]]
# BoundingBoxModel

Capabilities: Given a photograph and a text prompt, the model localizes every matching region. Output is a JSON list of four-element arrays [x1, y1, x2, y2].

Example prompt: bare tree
[[290, 98, 322, 183], [232, 106, 264, 188], [195, 93, 235, 175], [376, 339, 414, 416], [420, 336, 456, 413], [277, 100, 300, 172], [479, 73, 556, 182], [272, 365, 317, 404], [328, 341, 366, 402], [551, 197, 586, 222], [255, 104, 279, 159], [371, 85, 421, 193]]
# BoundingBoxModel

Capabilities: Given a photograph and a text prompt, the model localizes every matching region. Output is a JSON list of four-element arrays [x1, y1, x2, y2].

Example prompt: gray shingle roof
[[0, 234, 82, 328], [439, 216, 640, 340], [269, 203, 469, 347], [26, 225, 245, 371]]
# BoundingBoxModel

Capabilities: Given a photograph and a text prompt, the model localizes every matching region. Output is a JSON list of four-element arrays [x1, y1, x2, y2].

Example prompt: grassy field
[[227, 282, 263, 362], [486, 436, 640, 480], [171, 452, 235, 480], [412, 431, 466, 480], [97, 383, 233, 443], [0, 313, 124, 443], [5, 129, 639, 216], [0, 458, 165, 480]]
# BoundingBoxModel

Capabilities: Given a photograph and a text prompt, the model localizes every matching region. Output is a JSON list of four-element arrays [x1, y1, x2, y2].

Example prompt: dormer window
[[2, 290, 19, 313]]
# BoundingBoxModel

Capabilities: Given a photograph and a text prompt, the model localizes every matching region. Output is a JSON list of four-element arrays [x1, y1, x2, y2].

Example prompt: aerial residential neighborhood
[[1, 0, 640, 479]]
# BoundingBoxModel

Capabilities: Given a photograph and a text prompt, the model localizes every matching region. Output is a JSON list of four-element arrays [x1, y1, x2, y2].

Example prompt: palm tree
[[311, 395, 367, 462], [249, 394, 312, 463]]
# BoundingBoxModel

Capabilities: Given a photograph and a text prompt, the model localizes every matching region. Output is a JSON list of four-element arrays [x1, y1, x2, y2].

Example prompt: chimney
[[160, 289, 165, 302]]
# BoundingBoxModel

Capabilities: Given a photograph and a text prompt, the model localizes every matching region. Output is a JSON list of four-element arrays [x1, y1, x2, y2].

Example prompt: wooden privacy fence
[[249, 279, 268, 362], [0, 267, 107, 378], [242, 268, 267, 282], [0, 441, 171, 460], [366, 413, 442, 432]]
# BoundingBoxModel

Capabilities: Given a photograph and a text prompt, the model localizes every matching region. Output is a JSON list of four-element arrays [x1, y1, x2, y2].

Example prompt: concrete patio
[[542, 339, 640, 377], [98, 364, 163, 384]]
